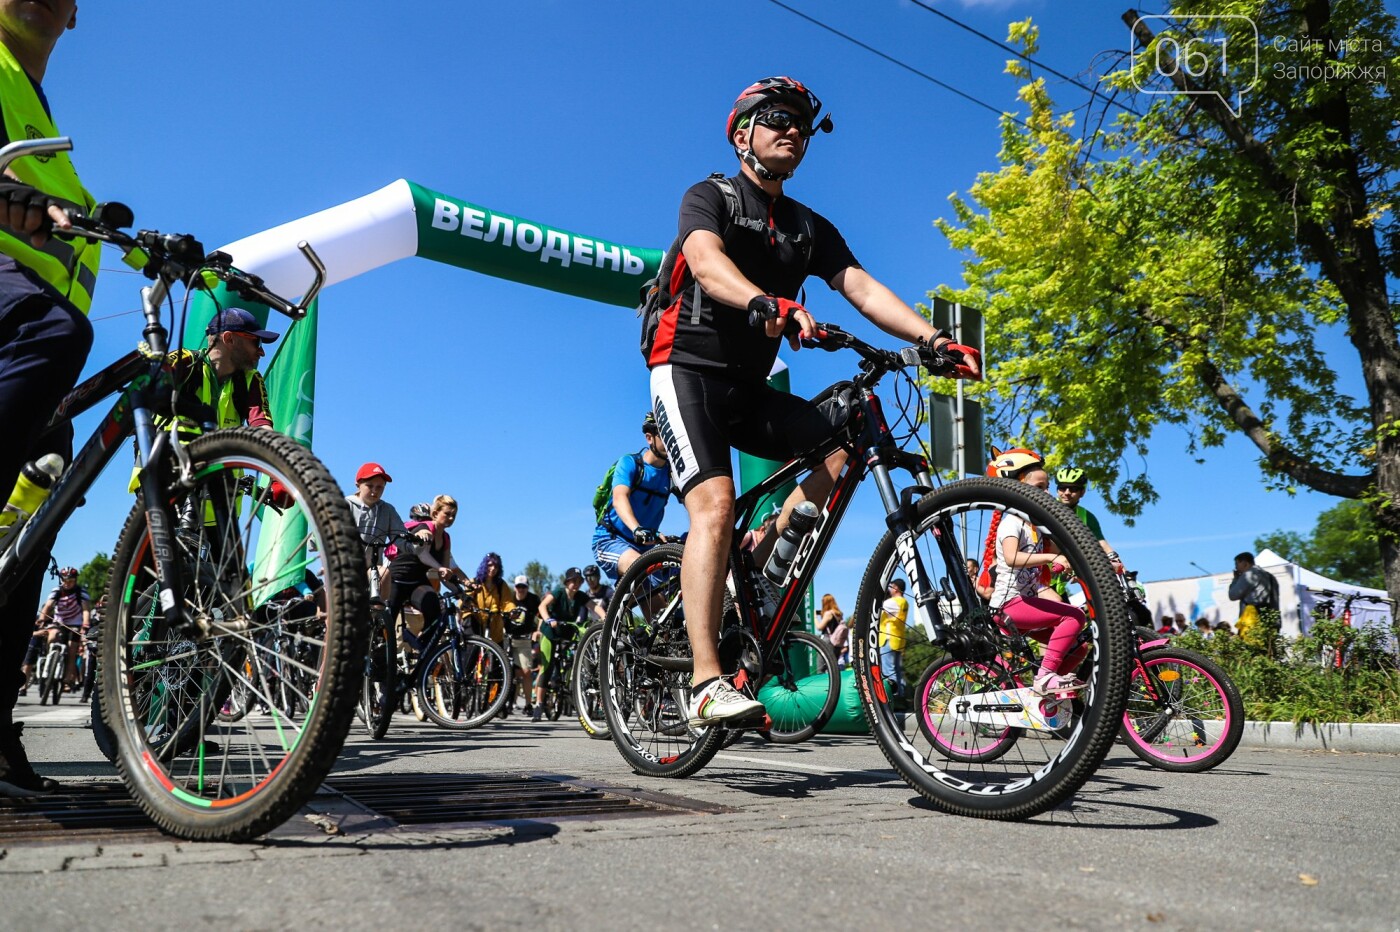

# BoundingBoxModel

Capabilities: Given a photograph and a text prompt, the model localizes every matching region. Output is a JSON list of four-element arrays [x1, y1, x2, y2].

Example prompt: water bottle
[[0, 454, 65, 552], [762, 501, 820, 585]]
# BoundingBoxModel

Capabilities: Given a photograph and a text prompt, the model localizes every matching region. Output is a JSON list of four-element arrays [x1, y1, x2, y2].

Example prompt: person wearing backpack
[[591, 411, 672, 583], [638, 77, 979, 726]]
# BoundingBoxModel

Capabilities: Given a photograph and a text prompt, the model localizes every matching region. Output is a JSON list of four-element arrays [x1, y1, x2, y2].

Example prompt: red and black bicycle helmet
[[724, 76, 834, 180]]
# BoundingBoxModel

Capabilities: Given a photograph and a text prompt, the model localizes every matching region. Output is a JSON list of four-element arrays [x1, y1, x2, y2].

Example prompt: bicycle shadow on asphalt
[[330, 736, 541, 776], [703, 765, 904, 800], [1091, 755, 1271, 778]]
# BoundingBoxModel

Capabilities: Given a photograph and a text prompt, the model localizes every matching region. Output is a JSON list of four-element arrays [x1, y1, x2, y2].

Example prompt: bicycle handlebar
[[798, 322, 981, 381]]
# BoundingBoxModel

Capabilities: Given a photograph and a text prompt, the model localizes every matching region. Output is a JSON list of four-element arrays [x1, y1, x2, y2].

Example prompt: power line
[[906, 0, 1142, 117], [763, 0, 1030, 131]]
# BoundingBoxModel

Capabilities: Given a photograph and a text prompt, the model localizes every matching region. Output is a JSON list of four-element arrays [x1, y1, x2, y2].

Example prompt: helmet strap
[[737, 143, 795, 182]]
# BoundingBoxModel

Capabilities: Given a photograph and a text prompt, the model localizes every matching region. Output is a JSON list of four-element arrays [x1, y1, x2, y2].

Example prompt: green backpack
[[592, 452, 644, 525]]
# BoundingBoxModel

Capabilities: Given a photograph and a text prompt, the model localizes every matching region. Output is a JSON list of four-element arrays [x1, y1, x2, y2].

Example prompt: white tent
[[1142, 549, 1394, 638]]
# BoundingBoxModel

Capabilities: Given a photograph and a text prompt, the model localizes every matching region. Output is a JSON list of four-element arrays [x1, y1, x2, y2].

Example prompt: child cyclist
[[983, 448, 1088, 698]]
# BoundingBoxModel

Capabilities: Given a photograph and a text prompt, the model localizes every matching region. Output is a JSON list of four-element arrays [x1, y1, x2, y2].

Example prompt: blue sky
[[38, 0, 1365, 606]]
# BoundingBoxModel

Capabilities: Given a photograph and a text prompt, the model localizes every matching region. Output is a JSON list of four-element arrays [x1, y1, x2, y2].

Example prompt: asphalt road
[[4, 693, 1397, 931]]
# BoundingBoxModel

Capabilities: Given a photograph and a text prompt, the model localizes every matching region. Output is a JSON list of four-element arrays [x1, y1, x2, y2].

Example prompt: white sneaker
[[687, 678, 765, 727]]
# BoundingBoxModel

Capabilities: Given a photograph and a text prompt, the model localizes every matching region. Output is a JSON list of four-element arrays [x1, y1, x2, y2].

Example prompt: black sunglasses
[[753, 108, 814, 137], [1058, 485, 1086, 493]]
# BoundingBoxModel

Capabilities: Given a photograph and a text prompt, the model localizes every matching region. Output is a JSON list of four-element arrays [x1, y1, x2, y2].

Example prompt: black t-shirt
[[508, 592, 541, 636], [654, 173, 860, 382]]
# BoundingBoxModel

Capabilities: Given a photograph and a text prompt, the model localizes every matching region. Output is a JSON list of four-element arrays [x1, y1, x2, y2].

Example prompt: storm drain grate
[[0, 782, 159, 841], [326, 772, 712, 825]]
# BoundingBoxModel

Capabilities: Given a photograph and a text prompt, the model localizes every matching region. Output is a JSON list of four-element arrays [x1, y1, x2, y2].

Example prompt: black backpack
[[639, 173, 815, 362]]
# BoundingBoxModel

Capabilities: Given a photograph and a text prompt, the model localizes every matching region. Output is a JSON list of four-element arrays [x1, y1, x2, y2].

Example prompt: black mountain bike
[[366, 583, 510, 737], [0, 137, 368, 841], [597, 323, 1131, 820]]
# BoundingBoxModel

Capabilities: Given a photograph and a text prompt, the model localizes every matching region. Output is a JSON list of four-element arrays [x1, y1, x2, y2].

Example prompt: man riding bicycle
[[20, 564, 88, 691], [591, 411, 672, 589], [644, 76, 978, 725], [531, 566, 590, 722], [0, 0, 96, 797]]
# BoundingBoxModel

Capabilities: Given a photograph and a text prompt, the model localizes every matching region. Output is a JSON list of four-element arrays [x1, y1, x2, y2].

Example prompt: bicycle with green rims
[[0, 137, 368, 842]]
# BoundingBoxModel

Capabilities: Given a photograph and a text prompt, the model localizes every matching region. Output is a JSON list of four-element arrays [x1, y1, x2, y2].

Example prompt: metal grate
[[0, 773, 720, 843], [326, 772, 710, 825], [0, 782, 159, 841]]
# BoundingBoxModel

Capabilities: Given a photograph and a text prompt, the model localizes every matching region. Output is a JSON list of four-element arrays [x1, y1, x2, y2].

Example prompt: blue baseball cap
[[206, 307, 279, 343]]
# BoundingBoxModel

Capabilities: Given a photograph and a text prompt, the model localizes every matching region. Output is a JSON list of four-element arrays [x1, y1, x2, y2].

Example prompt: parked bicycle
[[0, 137, 368, 842], [597, 322, 1131, 819]]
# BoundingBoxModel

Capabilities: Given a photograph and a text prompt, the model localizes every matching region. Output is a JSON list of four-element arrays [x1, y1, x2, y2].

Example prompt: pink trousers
[[999, 594, 1087, 674]]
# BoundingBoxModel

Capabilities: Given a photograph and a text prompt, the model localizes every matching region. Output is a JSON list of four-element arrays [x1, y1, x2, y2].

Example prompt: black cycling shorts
[[650, 364, 834, 498]]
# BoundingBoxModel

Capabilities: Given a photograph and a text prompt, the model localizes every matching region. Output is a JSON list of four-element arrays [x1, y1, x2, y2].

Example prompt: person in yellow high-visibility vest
[[0, 0, 98, 799]]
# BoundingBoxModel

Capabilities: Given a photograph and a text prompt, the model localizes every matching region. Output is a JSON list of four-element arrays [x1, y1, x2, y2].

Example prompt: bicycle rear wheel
[[914, 654, 1023, 764], [1121, 646, 1244, 772], [599, 542, 724, 778], [98, 428, 368, 842], [853, 476, 1131, 820], [760, 630, 839, 744], [573, 622, 610, 739]]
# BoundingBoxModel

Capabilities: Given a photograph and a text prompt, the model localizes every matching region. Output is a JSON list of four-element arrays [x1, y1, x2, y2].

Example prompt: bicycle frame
[[0, 278, 190, 619], [723, 375, 964, 685]]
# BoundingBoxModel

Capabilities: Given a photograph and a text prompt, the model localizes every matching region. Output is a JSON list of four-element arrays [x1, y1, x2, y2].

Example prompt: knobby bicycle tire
[[1121, 646, 1244, 773], [358, 611, 392, 737], [852, 476, 1132, 820], [370, 618, 399, 740], [573, 622, 610, 739], [98, 428, 368, 842]]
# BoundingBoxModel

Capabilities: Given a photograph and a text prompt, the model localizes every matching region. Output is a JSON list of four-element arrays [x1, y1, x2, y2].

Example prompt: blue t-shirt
[[596, 451, 671, 542]]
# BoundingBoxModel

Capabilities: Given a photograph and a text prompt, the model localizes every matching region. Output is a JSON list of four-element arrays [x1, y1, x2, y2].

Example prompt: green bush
[[1174, 623, 1400, 725]]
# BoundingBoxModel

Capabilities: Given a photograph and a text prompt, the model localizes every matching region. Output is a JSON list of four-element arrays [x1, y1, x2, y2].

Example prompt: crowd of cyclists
[[0, 40, 1156, 818]]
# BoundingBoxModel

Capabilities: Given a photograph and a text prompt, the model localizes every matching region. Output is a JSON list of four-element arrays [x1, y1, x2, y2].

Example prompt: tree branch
[[1136, 303, 1372, 497]]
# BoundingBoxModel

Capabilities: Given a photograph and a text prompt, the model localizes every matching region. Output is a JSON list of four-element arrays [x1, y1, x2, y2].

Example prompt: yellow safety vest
[[129, 354, 261, 493], [0, 42, 99, 312]]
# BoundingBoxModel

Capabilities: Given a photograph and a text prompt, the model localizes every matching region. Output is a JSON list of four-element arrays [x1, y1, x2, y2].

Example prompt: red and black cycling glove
[[746, 294, 806, 329]]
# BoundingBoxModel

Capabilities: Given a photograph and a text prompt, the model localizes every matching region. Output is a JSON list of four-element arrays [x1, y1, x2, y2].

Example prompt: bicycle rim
[[98, 428, 367, 842], [1123, 647, 1244, 772], [853, 477, 1131, 820]]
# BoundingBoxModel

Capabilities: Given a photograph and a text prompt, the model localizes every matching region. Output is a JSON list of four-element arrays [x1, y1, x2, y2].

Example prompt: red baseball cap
[[355, 462, 392, 483]]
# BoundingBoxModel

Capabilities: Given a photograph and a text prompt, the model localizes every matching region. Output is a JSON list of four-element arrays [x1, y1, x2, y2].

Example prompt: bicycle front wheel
[[853, 476, 1131, 820], [418, 636, 509, 729], [98, 428, 368, 842], [1122, 646, 1244, 772], [573, 622, 610, 739]]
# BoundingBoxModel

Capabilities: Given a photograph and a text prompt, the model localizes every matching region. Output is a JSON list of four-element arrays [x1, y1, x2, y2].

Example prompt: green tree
[[1257, 500, 1383, 588], [77, 551, 111, 599], [932, 3, 1400, 599], [516, 560, 552, 596]]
